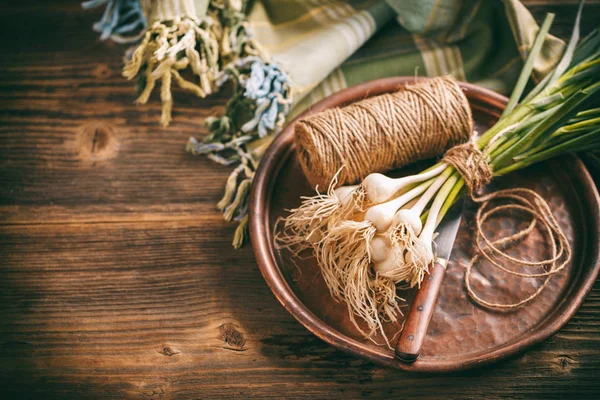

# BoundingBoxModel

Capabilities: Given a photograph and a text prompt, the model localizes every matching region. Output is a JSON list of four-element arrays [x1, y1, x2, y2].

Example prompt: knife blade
[[395, 198, 465, 363]]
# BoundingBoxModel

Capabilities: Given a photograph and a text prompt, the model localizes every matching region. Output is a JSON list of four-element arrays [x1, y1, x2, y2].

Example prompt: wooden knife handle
[[395, 258, 447, 363]]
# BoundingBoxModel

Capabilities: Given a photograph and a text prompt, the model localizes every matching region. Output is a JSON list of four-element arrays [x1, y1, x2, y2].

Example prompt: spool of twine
[[294, 76, 473, 188]]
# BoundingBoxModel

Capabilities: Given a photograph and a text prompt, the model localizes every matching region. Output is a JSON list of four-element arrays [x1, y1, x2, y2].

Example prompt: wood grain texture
[[0, 1, 599, 399]]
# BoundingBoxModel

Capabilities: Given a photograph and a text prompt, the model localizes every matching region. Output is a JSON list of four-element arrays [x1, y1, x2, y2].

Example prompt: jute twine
[[442, 142, 571, 309], [295, 76, 473, 188], [443, 140, 493, 196]]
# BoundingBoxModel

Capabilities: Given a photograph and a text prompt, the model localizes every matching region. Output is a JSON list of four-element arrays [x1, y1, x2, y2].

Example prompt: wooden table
[[1, 1, 599, 398]]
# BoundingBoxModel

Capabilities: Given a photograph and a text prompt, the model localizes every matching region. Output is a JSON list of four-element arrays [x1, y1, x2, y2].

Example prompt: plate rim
[[248, 76, 600, 372]]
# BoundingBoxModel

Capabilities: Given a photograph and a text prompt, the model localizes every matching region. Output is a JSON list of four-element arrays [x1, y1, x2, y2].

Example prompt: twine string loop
[[443, 141, 571, 308]]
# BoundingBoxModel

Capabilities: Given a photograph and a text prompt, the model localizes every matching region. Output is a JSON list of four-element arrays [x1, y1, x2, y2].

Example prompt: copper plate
[[249, 77, 600, 372]]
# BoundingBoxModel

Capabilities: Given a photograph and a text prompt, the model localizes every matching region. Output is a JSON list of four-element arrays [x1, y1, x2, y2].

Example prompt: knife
[[395, 199, 464, 363]]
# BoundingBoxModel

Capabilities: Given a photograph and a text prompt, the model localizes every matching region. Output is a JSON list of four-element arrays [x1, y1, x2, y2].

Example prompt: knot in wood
[[92, 63, 111, 79], [77, 122, 119, 163], [158, 345, 180, 357], [219, 323, 246, 350]]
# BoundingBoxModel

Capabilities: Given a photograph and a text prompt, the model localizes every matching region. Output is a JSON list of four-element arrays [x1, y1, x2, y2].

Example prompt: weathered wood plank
[[0, 1, 599, 399]]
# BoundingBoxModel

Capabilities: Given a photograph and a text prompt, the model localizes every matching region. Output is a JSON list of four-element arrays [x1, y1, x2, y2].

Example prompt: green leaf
[[492, 82, 600, 169], [522, 1, 585, 103], [501, 13, 555, 117]]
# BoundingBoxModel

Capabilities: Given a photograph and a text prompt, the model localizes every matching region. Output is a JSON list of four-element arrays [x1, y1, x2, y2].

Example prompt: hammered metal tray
[[249, 77, 600, 372]]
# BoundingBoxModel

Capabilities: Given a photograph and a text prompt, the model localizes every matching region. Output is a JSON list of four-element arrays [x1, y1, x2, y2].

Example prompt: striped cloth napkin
[[83, 0, 564, 246], [256, 0, 564, 112]]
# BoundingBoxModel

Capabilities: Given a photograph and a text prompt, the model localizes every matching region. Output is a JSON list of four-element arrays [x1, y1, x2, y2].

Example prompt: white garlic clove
[[369, 234, 391, 263], [404, 241, 433, 267], [364, 203, 395, 232], [362, 173, 400, 204], [333, 185, 358, 207], [393, 209, 423, 235], [373, 248, 404, 274]]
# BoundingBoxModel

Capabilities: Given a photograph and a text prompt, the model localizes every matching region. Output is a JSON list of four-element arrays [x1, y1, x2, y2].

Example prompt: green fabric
[[249, 0, 564, 114]]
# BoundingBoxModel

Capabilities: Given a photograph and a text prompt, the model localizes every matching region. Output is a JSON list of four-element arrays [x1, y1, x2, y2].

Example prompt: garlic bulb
[[362, 164, 447, 204]]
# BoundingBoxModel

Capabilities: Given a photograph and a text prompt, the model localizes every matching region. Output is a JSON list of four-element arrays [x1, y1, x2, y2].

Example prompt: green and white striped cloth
[[250, 0, 563, 116]]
